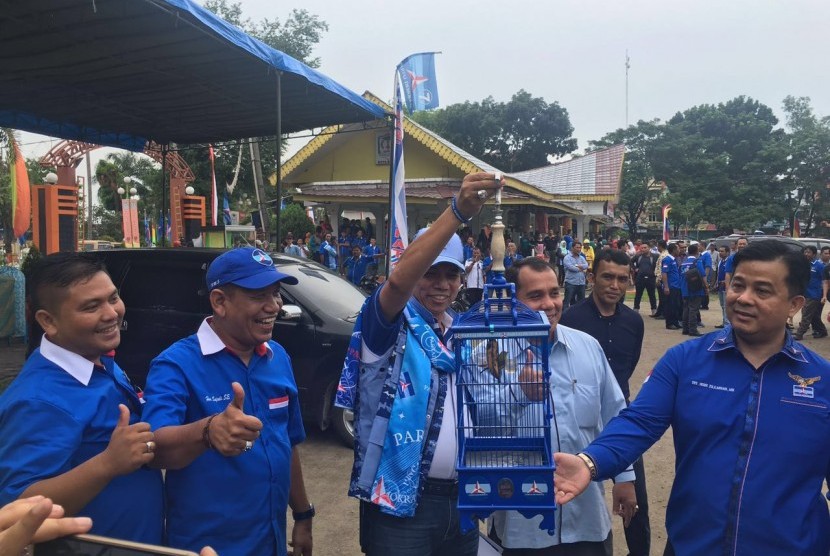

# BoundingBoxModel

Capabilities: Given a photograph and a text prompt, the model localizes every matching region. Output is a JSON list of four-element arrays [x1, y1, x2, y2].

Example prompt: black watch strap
[[292, 504, 315, 521]]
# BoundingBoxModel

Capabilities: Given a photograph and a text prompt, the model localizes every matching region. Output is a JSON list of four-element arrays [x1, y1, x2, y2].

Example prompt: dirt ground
[[295, 295, 830, 556]]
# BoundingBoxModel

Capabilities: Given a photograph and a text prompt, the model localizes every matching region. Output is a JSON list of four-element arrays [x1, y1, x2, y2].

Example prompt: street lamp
[[185, 186, 195, 195]]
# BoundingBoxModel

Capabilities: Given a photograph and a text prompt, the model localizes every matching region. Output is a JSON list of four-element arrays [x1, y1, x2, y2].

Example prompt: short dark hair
[[592, 249, 630, 274], [505, 257, 554, 293], [733, 240, 809, 297], [688, 243, 699, 255], [802, 245, 817, 255], [657, 239, 667, 250], [822, 246, 830, 254], [668, 243, 679, 255], [27, 252, 107, 313]]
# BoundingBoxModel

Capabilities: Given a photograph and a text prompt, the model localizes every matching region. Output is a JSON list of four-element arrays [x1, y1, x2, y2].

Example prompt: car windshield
[[278, 261, 366, 320]]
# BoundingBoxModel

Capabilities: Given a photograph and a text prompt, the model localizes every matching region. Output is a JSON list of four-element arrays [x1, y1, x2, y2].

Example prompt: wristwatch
[[292, 504, 315, 521], [576, 452, 598, 480]]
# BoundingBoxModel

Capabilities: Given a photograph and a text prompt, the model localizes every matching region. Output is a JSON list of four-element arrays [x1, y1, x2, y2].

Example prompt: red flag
[[209, 145, 218, 226], [10, 141, 31, 238]]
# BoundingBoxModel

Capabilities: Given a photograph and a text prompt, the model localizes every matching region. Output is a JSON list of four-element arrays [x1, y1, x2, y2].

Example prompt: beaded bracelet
[[202, 413, 219, 449], [450, 196, 472, 224]]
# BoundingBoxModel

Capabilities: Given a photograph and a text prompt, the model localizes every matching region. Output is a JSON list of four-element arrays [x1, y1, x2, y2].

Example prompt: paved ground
[[2, 298, 829, 555]]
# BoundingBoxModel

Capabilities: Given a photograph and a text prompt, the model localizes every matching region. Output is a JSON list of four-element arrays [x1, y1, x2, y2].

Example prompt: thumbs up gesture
[[102, 404, 155, 476], [210, 382, 264, 457], [518, 349, 546, 401]]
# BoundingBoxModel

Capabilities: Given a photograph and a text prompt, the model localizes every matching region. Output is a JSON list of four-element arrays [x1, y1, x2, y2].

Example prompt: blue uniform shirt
[[143, 319, 306, 556], [584, 329, 830, 556], [679, 255, 707, 297], [661, 254, 681, 289], [0, 337, 164, 543], [344, 255, 370, 285], [806, 259, 824, 299]]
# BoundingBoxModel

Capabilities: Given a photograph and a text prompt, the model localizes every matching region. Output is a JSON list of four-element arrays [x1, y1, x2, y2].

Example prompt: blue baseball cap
[[207, 247, 298, 291], [413, 228, 465, 272]]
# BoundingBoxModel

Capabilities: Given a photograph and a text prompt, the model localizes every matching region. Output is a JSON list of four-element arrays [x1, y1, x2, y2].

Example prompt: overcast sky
[[239, 0, 828, 149], [19, 0, 829, 165]]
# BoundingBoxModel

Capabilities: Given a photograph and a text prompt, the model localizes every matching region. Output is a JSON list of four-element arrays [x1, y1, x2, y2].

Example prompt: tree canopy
[[412, 90, 577, 172]]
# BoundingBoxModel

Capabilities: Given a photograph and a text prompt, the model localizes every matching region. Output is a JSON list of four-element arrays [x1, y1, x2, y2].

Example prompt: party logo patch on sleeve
[[268, 396, 289, 410]]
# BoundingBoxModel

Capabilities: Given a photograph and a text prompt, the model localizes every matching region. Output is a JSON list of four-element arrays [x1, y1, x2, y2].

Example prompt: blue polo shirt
[[699, 250, 712, 276], [806, 259, 824, 300], [143, 319, 306, 556], [661, 254, 681, 289], [724, 253, 736, 275], [0, 337, 163, 543]]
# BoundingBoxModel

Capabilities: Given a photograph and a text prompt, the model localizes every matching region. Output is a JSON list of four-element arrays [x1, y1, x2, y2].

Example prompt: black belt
[[422, 478, 458, 497]]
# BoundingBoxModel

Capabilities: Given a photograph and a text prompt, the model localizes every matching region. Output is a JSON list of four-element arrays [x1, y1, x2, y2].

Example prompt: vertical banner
[[209, 145, 218, 226], [388, 76, 408, 273], [121, 199, 140, 248], [9, 139, 31, 238], [397, 52, 440, 112], [662, 204, 671, 242]]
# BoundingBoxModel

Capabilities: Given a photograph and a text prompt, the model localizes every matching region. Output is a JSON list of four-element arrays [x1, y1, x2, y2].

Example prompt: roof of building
[[512, 144, 625, 201]]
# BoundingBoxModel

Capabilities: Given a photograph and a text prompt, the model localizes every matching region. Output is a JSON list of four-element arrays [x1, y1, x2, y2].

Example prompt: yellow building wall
[[286, 128, 468, 184]]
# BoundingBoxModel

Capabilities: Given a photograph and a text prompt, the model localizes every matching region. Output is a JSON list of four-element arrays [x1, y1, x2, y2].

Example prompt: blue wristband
[[451, 196, 472, 224]]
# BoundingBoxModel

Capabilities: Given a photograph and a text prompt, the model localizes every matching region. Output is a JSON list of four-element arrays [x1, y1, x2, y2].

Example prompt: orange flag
[[10, 141, 31, 238]]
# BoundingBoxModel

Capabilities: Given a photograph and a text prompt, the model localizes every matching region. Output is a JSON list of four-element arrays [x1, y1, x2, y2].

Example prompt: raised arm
[[377, 172, 502, 322]]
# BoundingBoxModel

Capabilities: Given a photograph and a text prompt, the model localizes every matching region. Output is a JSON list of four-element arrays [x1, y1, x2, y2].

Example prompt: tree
[[775, 96, 830, 237], [412, 90, 577, 172], [279, 203, 314, 242], [649, 96, 785, 233], [590, 120, 663, 241], [204, 0, 328, 67]]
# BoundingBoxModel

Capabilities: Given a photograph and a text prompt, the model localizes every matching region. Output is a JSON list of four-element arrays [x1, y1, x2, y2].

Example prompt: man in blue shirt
[[699, 243, 713, 310], [560, 250, 650, 556], [554, 240, 830, 556], [723, 236, 748, 285], [794, 244, 827, 340], [0, 253, 163, 543], [660, 243, 682, 330], [320, 232, 338, 271], [679, 243, 708, 337], [344, 245, 370, 286], [715, 245, 730, 329], [562, 241, 589, 311], [491, 257, 636, 554], [143, 247, 313, 556]]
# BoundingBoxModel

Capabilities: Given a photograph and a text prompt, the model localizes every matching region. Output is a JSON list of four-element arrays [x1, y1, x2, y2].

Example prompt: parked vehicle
[[27, 249, 364, 446], [709, 235, 804, 253]]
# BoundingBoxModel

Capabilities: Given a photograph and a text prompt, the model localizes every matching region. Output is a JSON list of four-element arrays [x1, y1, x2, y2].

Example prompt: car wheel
[[331, 405, 355, 448]]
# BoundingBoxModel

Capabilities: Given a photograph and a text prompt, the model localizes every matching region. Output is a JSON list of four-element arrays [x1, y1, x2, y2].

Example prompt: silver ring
[[477, 190, 487, 200], [145, 441, 155, 453], [244, 440, 253, 451]]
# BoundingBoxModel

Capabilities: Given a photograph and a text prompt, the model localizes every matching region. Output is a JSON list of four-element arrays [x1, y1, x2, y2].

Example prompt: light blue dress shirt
[[563, 253, 588, 285], [490, 325, 634, 549]]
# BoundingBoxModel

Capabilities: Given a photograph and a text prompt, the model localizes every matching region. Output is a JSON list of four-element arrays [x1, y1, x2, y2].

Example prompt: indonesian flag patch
[[269, 396, 289, 410]]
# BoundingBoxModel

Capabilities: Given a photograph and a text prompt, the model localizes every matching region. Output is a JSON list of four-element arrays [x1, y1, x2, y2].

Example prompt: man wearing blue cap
[[142, 247, 313, 556], [336, 172, 503, 556]]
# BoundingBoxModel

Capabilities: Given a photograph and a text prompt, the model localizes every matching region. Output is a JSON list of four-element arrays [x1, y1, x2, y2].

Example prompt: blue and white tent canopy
[[0, 0, 386, 151]]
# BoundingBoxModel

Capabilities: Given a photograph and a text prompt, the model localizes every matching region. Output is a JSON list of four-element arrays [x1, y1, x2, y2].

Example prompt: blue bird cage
[[452, 279, 556, 535]]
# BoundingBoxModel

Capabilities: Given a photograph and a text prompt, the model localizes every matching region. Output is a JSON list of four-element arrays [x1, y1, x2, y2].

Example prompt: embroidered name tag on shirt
[[269, 396, 289, 410], [793, 385, 815, 399]]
